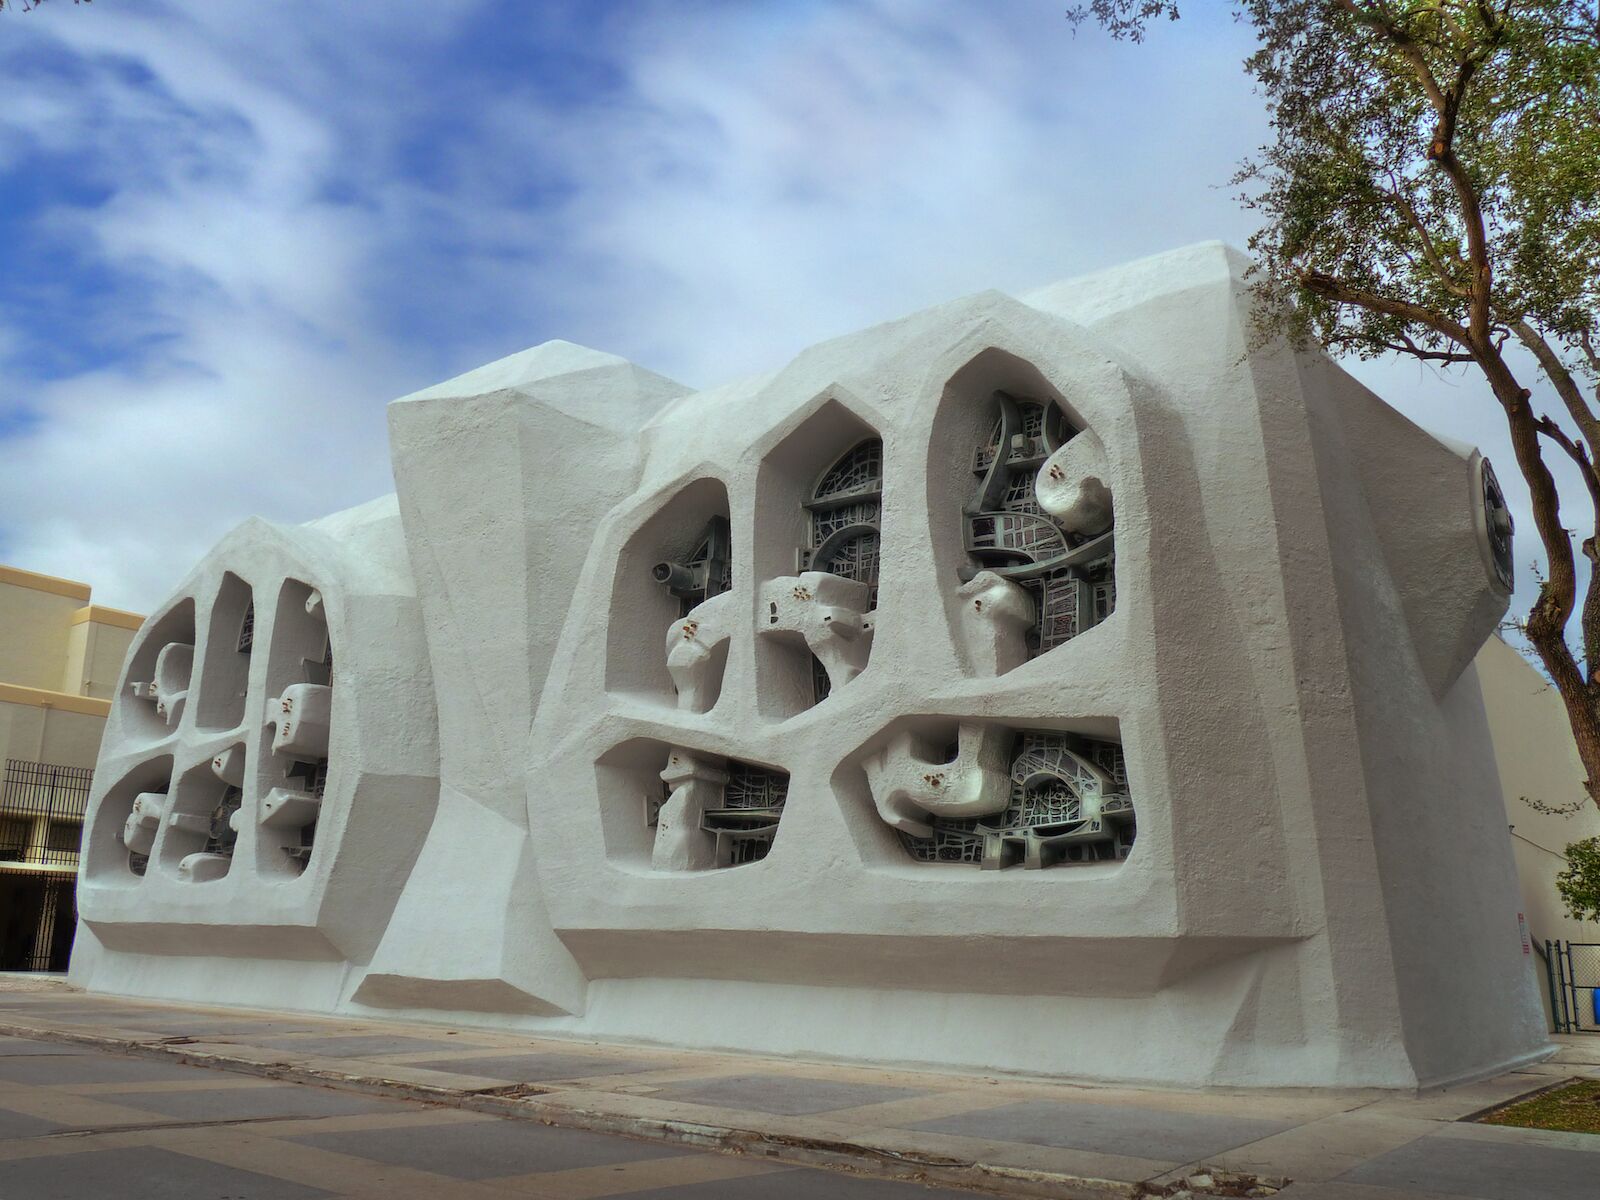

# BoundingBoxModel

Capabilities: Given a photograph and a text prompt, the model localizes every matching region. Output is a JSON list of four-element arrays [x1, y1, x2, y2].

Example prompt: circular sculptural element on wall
[[1476, 456, 1514, 593]]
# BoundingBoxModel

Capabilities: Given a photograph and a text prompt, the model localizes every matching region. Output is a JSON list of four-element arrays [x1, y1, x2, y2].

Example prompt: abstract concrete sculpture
[[71, 243, 1547, 1090]]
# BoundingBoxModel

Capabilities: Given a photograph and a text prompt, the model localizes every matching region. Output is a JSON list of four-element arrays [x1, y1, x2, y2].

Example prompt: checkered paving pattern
[[2, 983, 1600, 1199], [0, 1036, 974, 1199]]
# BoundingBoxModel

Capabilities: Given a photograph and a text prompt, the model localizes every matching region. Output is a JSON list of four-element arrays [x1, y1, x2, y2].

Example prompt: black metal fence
[[0, 759, 92, 971], [0, 759, 92, 866], [1547, 940, 1600, 1033]]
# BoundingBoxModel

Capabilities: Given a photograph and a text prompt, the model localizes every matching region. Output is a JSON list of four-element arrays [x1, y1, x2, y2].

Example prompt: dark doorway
[[0, 871, 77, 972]]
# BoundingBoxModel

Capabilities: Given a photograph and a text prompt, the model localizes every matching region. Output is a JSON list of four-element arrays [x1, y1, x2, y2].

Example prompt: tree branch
[[1376, 334, 1475, 362], [1339, 0, 1501, 348], [1336, 0, 1451, 110], [1515, 320, 1600, 467], [1299, 269, 1474, 347], [1385, 178, 1472, 298], [1581, 329, 1600, 378], [1534, 414, 1600, 512]]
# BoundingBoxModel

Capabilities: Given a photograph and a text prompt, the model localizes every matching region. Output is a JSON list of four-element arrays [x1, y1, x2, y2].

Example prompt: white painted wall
[[1475, 634, 1600, 1028], [71, 243, 1550, 1091]]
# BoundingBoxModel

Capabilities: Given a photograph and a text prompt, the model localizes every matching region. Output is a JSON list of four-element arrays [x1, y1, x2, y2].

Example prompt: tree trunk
[[1478, 345, 1600, 808]]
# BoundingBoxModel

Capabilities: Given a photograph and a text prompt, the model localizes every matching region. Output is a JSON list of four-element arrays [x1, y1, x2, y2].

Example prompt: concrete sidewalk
[[1, 978, 1596, 1199]]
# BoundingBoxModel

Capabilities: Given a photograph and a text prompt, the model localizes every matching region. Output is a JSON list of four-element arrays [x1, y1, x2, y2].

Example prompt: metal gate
[[1548, 941, 1600, 1033], [0, 758, 92, 972], [1, 759, 94, 863]]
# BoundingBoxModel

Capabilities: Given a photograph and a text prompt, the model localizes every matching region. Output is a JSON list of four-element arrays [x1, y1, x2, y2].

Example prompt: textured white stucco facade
[[70, 243, 1549, 1090]]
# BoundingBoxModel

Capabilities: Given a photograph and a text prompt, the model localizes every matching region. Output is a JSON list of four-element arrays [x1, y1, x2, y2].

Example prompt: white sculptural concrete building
[[70, 243, 1547, 1091]]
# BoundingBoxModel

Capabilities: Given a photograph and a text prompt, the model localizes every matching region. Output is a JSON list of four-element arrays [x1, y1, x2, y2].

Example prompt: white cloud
[[0, 1, 418, 608], [519, 1, 1268, 382], [0, 0, 1580, 643]]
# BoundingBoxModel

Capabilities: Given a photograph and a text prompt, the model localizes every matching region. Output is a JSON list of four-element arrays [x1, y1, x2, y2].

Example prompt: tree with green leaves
[[1557, 834, 1600, 919], [1072, 2, 1600, 916], [1076, 3, 1600, 799]]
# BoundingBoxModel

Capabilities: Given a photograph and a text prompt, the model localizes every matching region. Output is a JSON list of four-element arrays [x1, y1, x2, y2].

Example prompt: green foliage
[[1231, 1, 1599, 368], [1075, 2, 1600, 816], [1066, 2, 1181, 42], [1557, 834, 1600, 921], [1069, 1, 1600, 374]]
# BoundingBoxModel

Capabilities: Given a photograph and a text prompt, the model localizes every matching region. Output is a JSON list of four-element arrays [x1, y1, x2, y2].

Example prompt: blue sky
[[0, 0, 1570, 617]]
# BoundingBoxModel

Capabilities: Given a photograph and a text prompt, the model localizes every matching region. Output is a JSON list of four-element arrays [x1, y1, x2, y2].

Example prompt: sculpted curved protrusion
[[1036, 430, 1114, 536], [131, 642, 194, 727], [956, 571, 1034, 676], [261, 787, 320, 831], [654, 748, 729, 871], [863, 723, 1012, 838], [177, 853, 231, 883], [665, 590, 735, 712], [210, 746, 246, 787], [758, 571, 873, 692], [165, 810, 210, 838], [267, 684, 332, 759], [121, 793, 167, 857]]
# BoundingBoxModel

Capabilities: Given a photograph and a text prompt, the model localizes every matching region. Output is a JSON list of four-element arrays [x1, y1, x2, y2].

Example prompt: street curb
[[0, 1019, 1283, 1198]]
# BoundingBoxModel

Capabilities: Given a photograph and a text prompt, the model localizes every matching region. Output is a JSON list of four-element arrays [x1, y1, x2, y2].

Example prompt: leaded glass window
[[900, 731, 1134, 869], [961, 391, 1115, 657], [804, 439, 884, 604], [648, 756, 790, 868], [799, 439, 883, 703]]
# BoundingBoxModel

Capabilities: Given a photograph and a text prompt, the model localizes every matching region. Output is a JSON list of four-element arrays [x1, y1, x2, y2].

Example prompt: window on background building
[[45, 821, 82, 860], [0, 818, 28, 862]]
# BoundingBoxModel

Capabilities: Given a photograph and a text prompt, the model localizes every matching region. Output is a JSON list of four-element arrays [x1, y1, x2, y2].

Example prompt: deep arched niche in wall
[[853, 717, 1136, 870], [253, 578, 334, 878], [752, 394, 883, 720], [928, 348, 1117, 676], [607, 476, 734, 712], [593, 738, 792, 872]]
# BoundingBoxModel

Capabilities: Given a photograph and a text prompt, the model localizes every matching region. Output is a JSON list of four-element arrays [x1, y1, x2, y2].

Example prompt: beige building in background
[[0, 563, 143, 970]]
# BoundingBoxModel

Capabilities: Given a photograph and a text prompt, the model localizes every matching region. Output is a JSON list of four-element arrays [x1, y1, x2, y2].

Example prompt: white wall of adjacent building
[[1476, 634, 1600, 1024]]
